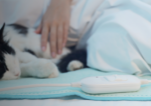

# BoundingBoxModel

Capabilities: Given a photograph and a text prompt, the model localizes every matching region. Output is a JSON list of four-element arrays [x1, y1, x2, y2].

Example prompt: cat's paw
[[48, 62, 60, 78], [67, 60, 84, 71], [21, 59, 59, 78], [35, 59, 59, 78]]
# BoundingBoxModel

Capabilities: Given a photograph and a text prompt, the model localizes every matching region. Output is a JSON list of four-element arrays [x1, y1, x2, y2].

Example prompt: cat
[[0, 23, 87, 80]]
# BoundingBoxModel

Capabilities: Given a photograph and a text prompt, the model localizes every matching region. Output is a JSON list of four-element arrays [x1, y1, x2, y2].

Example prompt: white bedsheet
[[1, 96, 151, 106]]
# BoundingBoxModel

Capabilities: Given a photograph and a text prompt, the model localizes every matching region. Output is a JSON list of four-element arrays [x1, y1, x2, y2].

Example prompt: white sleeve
[[0, 0, 48, 28]]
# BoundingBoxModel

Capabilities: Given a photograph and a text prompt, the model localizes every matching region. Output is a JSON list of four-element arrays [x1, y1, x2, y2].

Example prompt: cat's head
[[0, 23, 20, 80]]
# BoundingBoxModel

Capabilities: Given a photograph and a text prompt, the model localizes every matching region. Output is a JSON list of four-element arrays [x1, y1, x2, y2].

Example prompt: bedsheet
[[1, 96, 151, 106]]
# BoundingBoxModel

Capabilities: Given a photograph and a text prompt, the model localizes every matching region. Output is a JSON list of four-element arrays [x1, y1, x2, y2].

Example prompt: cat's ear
[[0, 23, 5, 43]]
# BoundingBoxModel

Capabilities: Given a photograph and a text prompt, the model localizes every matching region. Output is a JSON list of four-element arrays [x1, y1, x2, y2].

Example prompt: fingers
[[50, 25, 57, 58], [39, 21, 69, 58], [36, 23, 49, 52], [36, 0, 70, 58], [34, 0, 71, 59], [50, 22, 69, 58], [63, 23, 69, 47], [41, 25, 49, 51], [57, 24, 64, 54]]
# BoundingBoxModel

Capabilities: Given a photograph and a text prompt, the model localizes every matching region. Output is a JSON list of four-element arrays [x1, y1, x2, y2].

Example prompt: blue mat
[[1, 68, 151, 101]]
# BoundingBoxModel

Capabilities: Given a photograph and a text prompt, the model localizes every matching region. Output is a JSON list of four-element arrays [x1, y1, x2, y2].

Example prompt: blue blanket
[[1, 68, 151, 101], [87, 0, 151, 76]]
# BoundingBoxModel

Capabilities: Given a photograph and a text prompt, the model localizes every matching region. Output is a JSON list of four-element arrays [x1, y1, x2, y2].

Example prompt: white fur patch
[[67, 60, 84, 71], [20, 59, 59, 78]]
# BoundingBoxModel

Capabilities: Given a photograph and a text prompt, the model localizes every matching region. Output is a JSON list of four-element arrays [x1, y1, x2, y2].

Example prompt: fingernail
[[42, 46, 46, 51]]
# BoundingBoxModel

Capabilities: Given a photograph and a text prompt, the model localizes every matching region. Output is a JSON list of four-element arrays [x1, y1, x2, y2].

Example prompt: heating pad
[[1, 68, 151, 101]]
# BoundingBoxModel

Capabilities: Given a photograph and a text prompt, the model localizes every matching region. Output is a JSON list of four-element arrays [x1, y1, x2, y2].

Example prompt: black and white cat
[[0, 23, 87, 80]]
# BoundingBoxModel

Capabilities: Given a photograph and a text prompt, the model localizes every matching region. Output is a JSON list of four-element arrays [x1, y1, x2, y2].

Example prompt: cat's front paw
[[35, 59, 59, 78], [21, 59, 59, 78], [67, 60, 84, 71]]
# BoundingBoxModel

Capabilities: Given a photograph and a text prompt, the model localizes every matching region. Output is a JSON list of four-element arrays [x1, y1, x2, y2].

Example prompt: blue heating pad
[[0, 68, 151, 101]]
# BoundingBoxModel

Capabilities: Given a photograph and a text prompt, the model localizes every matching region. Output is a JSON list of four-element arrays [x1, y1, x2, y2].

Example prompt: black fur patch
[[0, 23, 15, 55], [24, 48, 36, 56], [57, 49, 88, 73], [0, 52, 8, 78], [0, 23, 16, 79], [67, 46, 76, 51], [8, 24, 28, 35]]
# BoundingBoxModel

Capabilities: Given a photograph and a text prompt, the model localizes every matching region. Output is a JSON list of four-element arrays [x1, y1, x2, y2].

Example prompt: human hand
[[36, 0, 71, 58]]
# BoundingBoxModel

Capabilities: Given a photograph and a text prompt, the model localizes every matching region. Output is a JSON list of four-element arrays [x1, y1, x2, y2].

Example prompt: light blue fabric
[[1, 68, 151, 101], [87, 0, 151, 76]]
